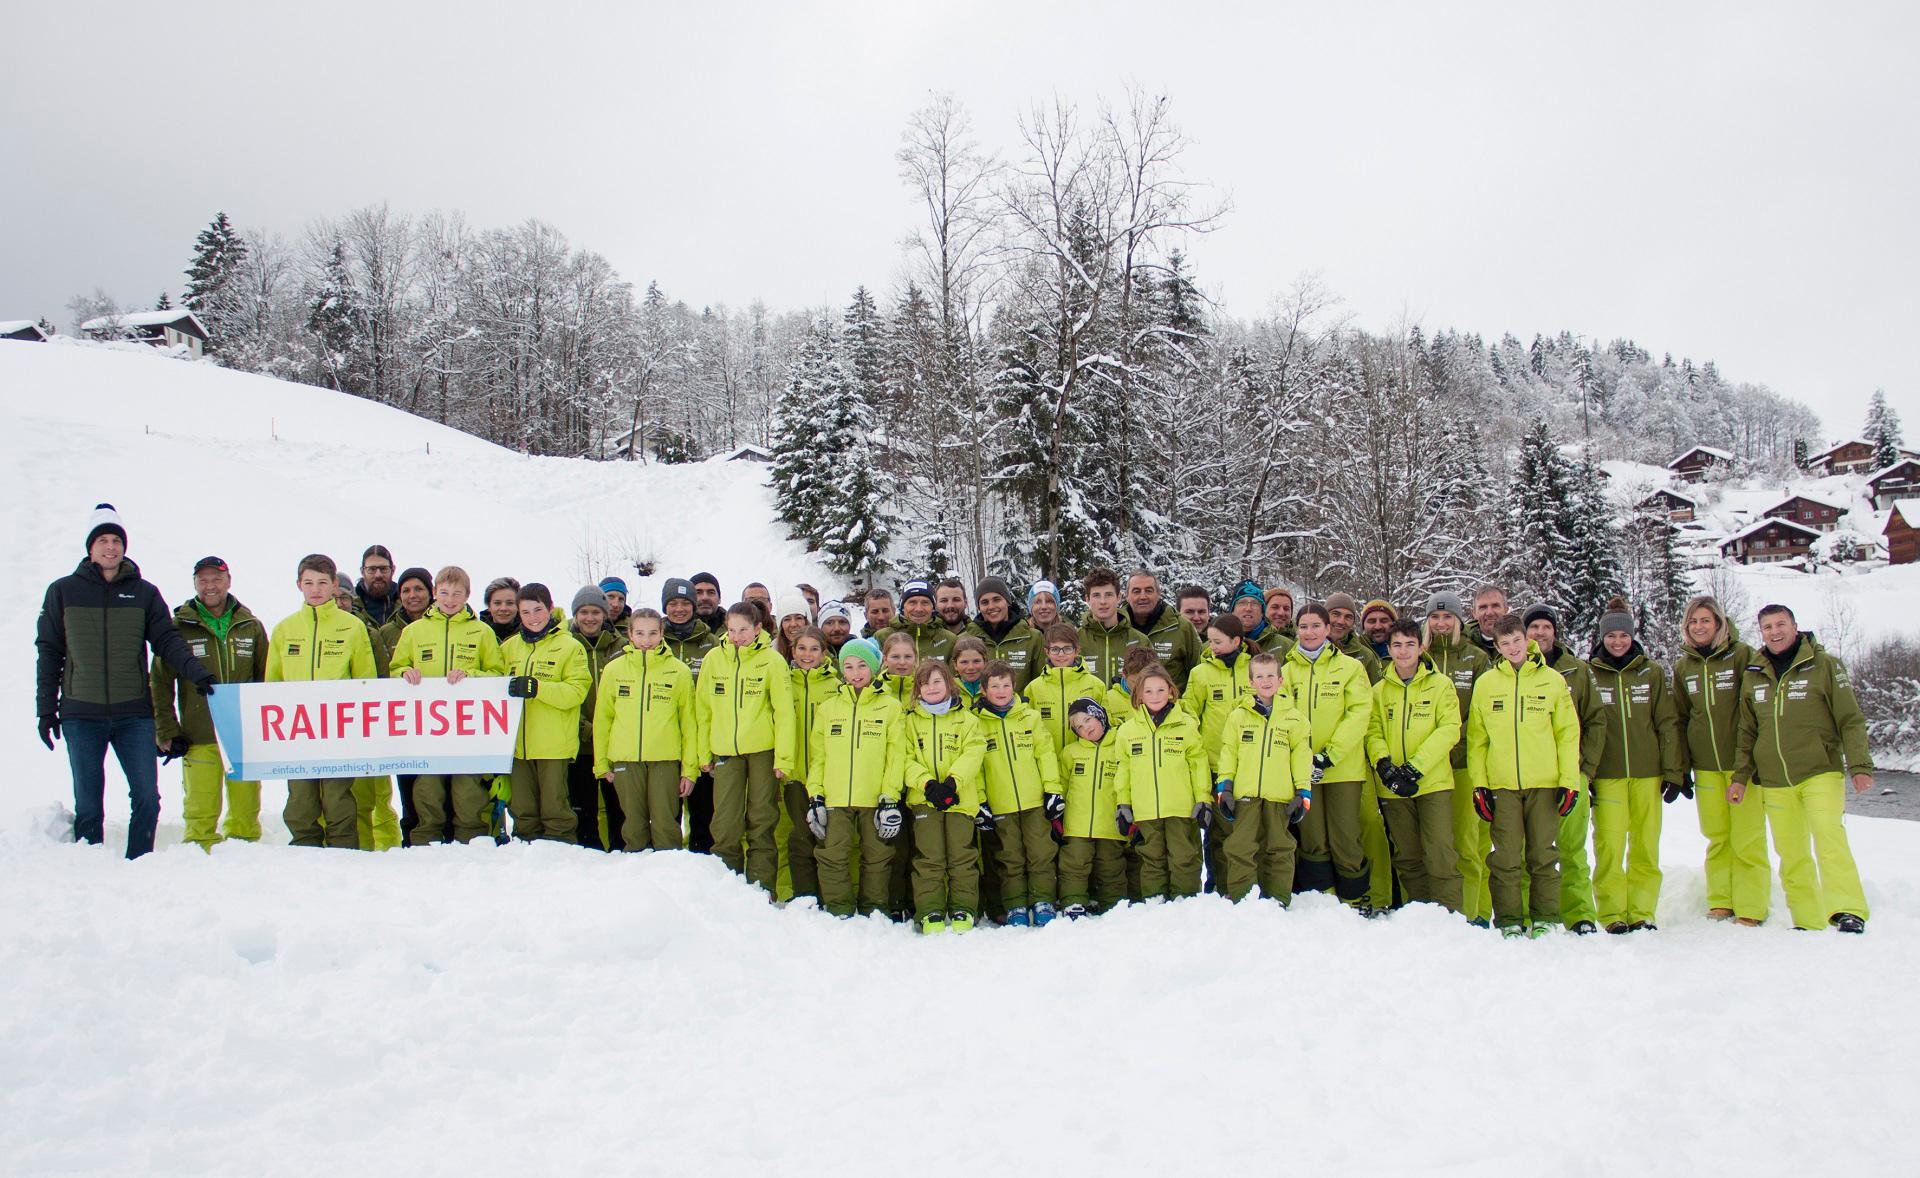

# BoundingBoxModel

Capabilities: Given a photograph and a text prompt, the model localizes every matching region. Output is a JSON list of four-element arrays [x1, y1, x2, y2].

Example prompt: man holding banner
[[152, 556, 269, 848], [264, 555, 379, 848]]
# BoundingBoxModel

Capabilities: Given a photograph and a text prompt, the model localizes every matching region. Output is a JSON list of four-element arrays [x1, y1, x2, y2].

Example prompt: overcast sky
[[3, 0, 1913, 436]]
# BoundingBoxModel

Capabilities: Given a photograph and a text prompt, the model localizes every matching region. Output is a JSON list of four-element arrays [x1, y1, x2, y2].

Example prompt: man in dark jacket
[[355, 544, 400, 626], [36, 504, 213, 858]]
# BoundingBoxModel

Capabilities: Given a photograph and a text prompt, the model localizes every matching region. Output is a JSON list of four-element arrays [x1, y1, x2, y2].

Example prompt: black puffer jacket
[[36, 558, 209, 721]]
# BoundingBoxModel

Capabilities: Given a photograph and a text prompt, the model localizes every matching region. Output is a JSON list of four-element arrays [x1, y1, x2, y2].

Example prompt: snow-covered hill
[[6, 339, 838, 826]]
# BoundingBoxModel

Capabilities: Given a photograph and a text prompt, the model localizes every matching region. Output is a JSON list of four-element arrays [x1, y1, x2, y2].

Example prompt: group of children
[[148, 549, 1877, 940]]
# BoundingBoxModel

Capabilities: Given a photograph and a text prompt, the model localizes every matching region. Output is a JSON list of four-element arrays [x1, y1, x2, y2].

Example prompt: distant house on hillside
[[1, 320, 49, 342], [1636, 488, 1697, 523], [1866, 459, 1920, 509], [1719, 517, 1820, 565], [1886, 501, 1920, 566], [1762, 491, 1848, 532], [80, 309, 208, 357], [719, 443, 773, 463], [1668, 445, 1733, 482], [1805, 438, 1879, 476]]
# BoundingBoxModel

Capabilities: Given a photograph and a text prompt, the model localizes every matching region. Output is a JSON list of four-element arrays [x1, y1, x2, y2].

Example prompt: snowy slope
[[6, 340, 839, 825]]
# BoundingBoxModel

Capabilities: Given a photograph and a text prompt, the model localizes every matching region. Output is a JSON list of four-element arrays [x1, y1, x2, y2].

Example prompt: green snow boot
[[948, 911, 976, 934], [918, 912, 949, 936]]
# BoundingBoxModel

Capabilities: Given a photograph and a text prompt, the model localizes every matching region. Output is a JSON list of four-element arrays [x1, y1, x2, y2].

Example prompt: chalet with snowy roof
[[1636, 488, 1696, 523], [1867, 459, 1920, 509], [1806, 438, 1879, 477], [720, 443, 773, 463], [0, 320, 48, 342], [1719, 517, 1820, 565], [1668, 445, 1732, 483], [1886, 500, 1920, 566], [80, 309, 208, 357], [1761, 491, 1848, 533]]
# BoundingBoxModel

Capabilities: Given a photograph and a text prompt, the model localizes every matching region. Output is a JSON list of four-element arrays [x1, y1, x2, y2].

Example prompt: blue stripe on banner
[[208, 686, 246, 777], [227, 753, 516, 781]]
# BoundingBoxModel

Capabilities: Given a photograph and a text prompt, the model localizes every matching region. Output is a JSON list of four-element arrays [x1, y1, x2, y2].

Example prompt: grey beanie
[[1424, 590, 1467, 621], [571, 586, 609, 616], [1599, 606, 1636, 638], [661, 577, 694, 607], [976, 576, 1014, 606]]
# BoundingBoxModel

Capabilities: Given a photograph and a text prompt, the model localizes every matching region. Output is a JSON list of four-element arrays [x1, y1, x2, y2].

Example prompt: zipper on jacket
[[1087, 742, 1102, 838], [846, 691, 860, 806], [731, 646, 743, 756], [1511, 662, 1523, 788], [998, 714, 1022, 810], [1700, 650, 1722, 772], [1616, 665, 1633, 779], [310, 606, 321, 680], [636, 651, 649, 766]]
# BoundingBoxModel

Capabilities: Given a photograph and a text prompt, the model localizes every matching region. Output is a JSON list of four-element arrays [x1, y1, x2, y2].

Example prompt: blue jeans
[[64, 715, 160, 858]]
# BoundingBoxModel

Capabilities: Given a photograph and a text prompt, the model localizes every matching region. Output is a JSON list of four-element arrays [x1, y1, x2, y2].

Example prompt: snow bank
[[5, 341, 838, 825], [2, 814, 1917, 1176]]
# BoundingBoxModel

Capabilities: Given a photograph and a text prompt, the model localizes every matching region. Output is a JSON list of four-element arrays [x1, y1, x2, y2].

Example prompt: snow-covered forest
[[67, 93, 1830, 616]]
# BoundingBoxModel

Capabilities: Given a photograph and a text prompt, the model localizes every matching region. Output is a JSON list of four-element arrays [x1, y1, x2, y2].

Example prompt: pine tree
[[769, 318, 835, 542], [306, 238, 365, 394], [183, 212, 249, 355], [1563, 452, 1623, 648], [1504, 422, 1579, 616], [841, 286, 886, 405], [1865, 388, 1903, 470], [813, 322, 897, 587], [154, 292, 172, 311]]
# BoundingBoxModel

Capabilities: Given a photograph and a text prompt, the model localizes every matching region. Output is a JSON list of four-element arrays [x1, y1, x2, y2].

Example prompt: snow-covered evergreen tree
[[769, 318, 835, 542], [305, 238, 365, 394], [1865, 388, 1904, 470], [183, 211, 249, 355], [154, 292, 172, 311]]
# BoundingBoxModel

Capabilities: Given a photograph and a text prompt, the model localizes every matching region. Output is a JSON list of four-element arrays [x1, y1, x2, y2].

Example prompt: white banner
[[207, 676, 523, 780]]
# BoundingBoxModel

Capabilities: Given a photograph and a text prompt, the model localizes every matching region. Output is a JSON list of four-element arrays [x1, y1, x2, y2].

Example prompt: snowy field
[[4, 344, 1917, 1176]]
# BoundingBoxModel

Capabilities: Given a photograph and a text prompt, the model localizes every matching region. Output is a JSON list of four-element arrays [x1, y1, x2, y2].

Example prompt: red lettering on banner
[[261, 704, 287, 741], [332, 702, 352, 741], [428, 698, 450, 737], [455, 698, 475, 736], [482, 699, 510, 734], [289, 705, 314, 740], [386, 699, 406, 738], [360, 700, 379, 738]]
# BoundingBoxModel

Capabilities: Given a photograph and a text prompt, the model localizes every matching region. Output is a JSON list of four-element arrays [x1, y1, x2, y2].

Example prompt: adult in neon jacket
[[1366, 620, 1464, 912], [1587, 601, 1683, 931], [499, 584, 593, 844], [694, 603, 797, 894], [265, 555, 379, 849], [1279, 604, 1375, 905], [594, 610, 701, 851], [902, 660, 987, 933], [1672, 596, 1768, 924], [152, 557, 268, 848], [975, 662, 1061, 922], [1732, 605, 1873, 933], [1217, 651, 1313, 903], [1111, 665, 1211, 900], [1466, 621, 1581, 933], [387, 566, 506, 844]]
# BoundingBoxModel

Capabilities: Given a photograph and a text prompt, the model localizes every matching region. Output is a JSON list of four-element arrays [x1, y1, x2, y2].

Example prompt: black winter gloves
[[507, 676, 539, 699], [38, 715, 60, 750], [925, 777, 959, 810]]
